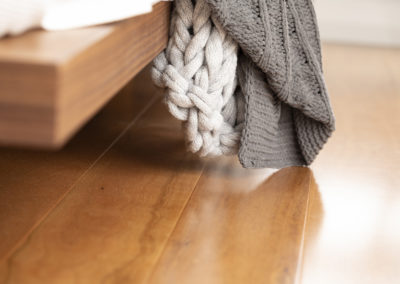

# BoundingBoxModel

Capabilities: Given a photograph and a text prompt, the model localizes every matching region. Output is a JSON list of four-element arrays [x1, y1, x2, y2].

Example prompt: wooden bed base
[[0, 2, 170, 149]]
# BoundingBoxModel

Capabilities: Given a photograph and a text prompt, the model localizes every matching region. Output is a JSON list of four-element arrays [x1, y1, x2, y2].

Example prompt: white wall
[[314, 0, 400, 46]]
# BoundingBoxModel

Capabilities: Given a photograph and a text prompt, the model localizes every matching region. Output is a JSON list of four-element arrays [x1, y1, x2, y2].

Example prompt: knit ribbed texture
[[206, 0, 335, 168], [238, 53, 305, 168]]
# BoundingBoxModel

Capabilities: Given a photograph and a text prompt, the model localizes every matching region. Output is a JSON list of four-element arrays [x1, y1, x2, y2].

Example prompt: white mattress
[[0, 0, 172, 37]]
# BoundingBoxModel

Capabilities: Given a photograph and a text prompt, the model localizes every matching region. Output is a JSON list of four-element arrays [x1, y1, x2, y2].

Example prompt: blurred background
[[301, 1, 400, 283], [315, 0, 400, 47]]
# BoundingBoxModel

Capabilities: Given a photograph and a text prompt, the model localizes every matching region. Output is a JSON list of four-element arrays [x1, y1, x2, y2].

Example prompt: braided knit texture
[[152, 0, 244, 156]]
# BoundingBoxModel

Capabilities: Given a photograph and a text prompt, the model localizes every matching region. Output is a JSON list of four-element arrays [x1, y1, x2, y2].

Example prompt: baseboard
[[314, 0, 400, 47]]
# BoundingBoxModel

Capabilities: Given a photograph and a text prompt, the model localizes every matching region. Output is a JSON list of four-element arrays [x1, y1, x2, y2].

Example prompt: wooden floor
[[0, 44, 399, 284]]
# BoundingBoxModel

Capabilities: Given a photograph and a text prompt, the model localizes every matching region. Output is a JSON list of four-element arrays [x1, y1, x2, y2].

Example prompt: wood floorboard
[[0, 67, 159, 265], [148, 164, 311, 284], [300, 44, 400, 284], [0, 95, 206, 284], [0, 262, 6, 284]]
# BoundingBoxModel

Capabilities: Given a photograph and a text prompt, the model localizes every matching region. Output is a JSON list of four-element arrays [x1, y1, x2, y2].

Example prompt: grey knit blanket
[[206, 0, 335, 168]]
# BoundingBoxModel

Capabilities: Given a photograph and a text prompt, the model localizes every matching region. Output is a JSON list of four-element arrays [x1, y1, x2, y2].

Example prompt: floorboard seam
[[1, 95, 161, 273], [144, 161, 207, 283], [294, 170, 313, 284]]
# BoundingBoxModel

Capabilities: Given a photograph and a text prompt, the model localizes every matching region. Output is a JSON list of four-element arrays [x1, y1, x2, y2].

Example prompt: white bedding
[[0, 0, 172, 38]]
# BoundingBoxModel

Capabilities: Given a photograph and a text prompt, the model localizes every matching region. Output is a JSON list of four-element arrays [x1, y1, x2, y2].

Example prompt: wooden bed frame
[[0, 2, 170, 148]]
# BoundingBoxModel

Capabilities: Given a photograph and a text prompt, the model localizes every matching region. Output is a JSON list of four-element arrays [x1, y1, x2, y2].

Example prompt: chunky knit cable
[[152, 0, 244, 156]]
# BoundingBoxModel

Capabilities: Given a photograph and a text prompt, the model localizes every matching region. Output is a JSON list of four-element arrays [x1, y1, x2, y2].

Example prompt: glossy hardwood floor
[[0, 44, 399, 284], [301, 44, 400, 284]]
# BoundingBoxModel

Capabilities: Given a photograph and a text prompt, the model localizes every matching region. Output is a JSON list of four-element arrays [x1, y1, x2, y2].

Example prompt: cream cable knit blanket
[[152, 0, 245, 156]]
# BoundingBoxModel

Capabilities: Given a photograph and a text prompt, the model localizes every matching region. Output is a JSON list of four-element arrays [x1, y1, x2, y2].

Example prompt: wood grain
[[0, 2, 170, 148], [148, 165, 312, 284], [0, 94, 206, 284], [0, 66, 161, 265]]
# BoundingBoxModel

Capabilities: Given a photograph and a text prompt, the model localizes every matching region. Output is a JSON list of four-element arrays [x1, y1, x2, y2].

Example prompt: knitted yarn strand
[[152, 0, 243, 156]]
